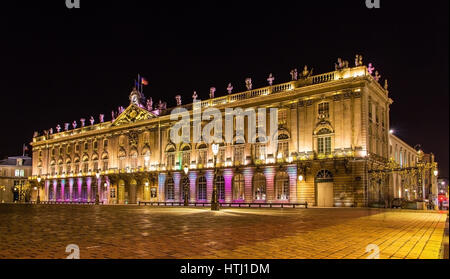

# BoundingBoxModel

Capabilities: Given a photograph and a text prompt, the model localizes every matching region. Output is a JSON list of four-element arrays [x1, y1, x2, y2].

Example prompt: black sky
[[0, 1, 448, 178]]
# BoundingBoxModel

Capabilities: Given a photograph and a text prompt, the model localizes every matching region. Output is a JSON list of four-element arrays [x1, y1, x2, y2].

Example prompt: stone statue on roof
[[245, 78, 252, 90], [267, 73, 274, 85], [227, 83, 233, 94], [290, 68, 298, 81]]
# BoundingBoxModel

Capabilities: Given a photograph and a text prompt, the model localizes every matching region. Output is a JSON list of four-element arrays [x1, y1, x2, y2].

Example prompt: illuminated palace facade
[[31, 61, 394, 207]]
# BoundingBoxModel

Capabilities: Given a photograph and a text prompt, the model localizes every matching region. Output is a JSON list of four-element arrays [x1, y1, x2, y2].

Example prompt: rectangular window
[[219, 148, 225, 163], [318, 138, 324, 154], [103, 160, 108, 171], [278, 109, 287, 125], [318, 102, 329, 117], [368, 102, 373, 122], [256, 144, 266, 160], [325, 137, 331, 154], [277, 141, 289, 158], [182, 152, 191, 166], [198, 150, 207, 165], [167, 153, 175, 169], [234, 146, 244, 163], [83, 163, 89, 173], [103, 140, 108, 149], [318, 137, 331, 155], [15, 169, 20, 177]]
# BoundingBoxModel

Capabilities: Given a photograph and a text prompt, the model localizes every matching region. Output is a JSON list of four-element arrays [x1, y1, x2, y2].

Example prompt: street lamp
[[183, 165, 189, 206], [211, 143, 220, 211], [95, 170, 100, 205], [36, 176, 41, 204]]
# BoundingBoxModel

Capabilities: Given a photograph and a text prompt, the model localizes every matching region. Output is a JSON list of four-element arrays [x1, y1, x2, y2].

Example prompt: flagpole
[[138, 73, 141, 94]]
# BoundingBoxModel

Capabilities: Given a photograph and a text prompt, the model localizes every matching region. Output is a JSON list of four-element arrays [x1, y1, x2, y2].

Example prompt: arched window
[[316, 170, 333, 181], [197, 176, 207, 200], [165, 144, 176, 169], [102, 152, 109, 171], [119, 135, 126, 147], [216, 175, 225, 200], [275, 172, 290, 200], [118, 148, 126, 170], [197, 144, 208, 166], [65, 158, 72, 174], [181, 145, 191, 166], [255, 136, 267, 160], [233, 173, 245, 200], [82, 155, 89, 173], [166, 177, 175, 200], [253, 173, 266, 201], [317, 128, 332, 155], [130, 149, 138, 169]]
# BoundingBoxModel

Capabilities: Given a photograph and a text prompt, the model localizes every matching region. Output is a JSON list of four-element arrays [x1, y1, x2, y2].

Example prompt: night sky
[[0, 1, 448, 178]]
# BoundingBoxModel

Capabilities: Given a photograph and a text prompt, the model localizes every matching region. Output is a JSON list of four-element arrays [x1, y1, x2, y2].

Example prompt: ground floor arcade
[[33, 158, 382, 207]]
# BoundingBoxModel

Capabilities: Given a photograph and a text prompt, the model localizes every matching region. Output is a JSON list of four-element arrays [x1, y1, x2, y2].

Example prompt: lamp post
[[36, 176, 41, 204], [211, 143, 220, 211], [95, 171, 100, 205], [183, 165, 189, 206]]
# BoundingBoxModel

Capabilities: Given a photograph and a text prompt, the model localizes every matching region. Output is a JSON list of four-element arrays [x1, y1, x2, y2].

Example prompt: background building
[[0, 156, 32, 203], [386, 135, 439, 206]]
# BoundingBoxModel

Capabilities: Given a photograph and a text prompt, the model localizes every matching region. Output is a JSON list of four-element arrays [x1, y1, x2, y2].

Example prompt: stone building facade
[[0, 156, 32, 202], [30, 62, 395, 207]]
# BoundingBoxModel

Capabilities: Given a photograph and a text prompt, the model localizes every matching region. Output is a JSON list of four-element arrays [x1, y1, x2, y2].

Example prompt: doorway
[[316, 170, 334, 207]]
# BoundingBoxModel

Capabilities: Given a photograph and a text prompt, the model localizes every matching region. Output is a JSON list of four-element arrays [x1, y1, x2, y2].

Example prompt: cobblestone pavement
[[0, 204, 447, 259]]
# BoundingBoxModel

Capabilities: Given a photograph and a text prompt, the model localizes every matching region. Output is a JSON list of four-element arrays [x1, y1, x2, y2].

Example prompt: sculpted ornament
[[227, 83, 233, 94], [112, 105, 153, 126], [146, 98, 153, 111], [175, 95, 182, 106], [245, 78, 252, 90], [209, 87, 216, 99], [290, 68, 298, 81], [267, 73, 274, 85]]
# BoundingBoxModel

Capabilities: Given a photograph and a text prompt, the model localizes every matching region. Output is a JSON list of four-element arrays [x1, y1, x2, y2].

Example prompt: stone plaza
[[0, 204, 447, 259]]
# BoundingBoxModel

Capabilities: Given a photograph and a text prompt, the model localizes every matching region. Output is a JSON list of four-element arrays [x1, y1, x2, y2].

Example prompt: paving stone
[[0, 204, 447, 259]]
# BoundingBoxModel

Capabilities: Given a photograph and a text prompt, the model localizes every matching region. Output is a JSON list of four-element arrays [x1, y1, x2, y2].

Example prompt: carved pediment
[[112, 104, 155, 127]]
